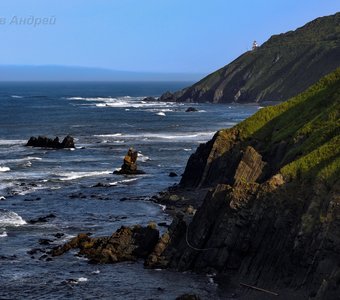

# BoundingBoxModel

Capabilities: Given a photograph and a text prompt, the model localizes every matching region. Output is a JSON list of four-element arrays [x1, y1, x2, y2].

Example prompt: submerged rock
[[185, 107, 198, 112], [114, 148, 145, 175], [26, 135, 75, 149], [28, 213, 56, 224], [51, 224, 159, 264]]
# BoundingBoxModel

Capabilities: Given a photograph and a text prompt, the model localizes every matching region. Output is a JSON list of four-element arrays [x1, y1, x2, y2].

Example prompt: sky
[[0, 0, 339, 75]]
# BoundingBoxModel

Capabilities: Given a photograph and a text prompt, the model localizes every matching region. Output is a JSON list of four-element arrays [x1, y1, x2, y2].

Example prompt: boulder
[[114, 148, 145, 175], [51, 224, 159, 264], [169, 172, 178, 177], [26, 135, 75, 149]]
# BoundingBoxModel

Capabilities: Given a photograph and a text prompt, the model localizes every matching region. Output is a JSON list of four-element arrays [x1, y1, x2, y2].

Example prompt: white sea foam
[[94, 133, 122, 138], [0, 209, 26, 227], [77, 277, 88, 282], [67, 97, 117, 101], [1, 156, 42, 165], [57, 170, 112, 181], [23, 161, 32, 167], [0, 167, 10, 172], [0, 139, 26, 146], [156, 112, 166, 116], [67, 95, 180, 110], [138, 152, 150, 162], [0, 230, 7, 238], [109, 178, 139, 186], [159, 204, 166, 211], [11, 95, 24, 99], [94, 131, 215, 142]]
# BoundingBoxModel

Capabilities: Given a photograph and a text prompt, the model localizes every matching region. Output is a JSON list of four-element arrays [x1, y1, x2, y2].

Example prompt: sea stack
[[114, 147, 145, 175]]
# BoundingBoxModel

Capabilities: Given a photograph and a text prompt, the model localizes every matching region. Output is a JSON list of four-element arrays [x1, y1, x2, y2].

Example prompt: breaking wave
[[0, 209, 26, 227], [56, 170, 112, 181]]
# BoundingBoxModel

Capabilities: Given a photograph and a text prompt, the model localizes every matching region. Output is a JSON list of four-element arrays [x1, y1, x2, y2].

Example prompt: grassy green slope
[[235, 68, 340, 184]]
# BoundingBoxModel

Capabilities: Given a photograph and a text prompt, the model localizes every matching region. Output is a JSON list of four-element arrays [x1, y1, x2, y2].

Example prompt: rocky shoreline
[[144, 69, 340, 299], [47, 69, 340, 299]]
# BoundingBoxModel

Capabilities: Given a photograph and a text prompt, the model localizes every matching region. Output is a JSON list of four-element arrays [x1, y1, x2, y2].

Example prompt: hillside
[[159, 12, 340, 103], [147, 68, 340, 299]]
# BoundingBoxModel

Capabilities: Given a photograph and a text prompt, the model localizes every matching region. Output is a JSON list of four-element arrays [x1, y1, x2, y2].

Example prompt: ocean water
[[0, 82, 259, 299]]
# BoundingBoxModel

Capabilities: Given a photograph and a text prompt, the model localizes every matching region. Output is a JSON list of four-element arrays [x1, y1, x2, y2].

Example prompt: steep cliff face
[[160, 13, 340, 104], [148, 69, 340, 298]]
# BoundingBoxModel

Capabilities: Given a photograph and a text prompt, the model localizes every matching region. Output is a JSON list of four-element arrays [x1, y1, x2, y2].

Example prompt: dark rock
[[176, 295, 201, 300], [185, 107, 198, 112], [51, 224, 159, 264], [157, 222, 169, 227], [69, 193, 86, 199], [28, 213, 56, 224], [143, 96, 157, 102], [26, 135, 75, 149], [0, 255, 17, 260], [180, 128, 241, 188], [60, 135, 75, 148], [39, 238, 53, 245], [27, 248, 45, 255], [159, 91, 175, 102], [93, 182, 110, 188], [53, 233, 64, 239], [233, 146, 266, 185], [146, 69, 340, 299], [169, 172, 178, 177], [114, 147, 145, 175]]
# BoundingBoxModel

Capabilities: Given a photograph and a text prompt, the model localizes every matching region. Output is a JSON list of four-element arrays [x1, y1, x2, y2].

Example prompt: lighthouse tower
[[252, 40, 258, 50]]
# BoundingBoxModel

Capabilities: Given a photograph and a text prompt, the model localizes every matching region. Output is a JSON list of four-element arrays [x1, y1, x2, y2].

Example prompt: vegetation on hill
[[161, 12, 340, 103], [235, 67, 340, 184]]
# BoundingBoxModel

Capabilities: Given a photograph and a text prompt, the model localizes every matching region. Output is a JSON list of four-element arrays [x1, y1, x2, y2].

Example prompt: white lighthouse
[[252, 40, 259, 50]]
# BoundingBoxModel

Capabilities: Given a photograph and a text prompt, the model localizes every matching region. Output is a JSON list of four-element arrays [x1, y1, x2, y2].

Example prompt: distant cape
[[0, 65, 204, 82], [158, 12, 340, 103]]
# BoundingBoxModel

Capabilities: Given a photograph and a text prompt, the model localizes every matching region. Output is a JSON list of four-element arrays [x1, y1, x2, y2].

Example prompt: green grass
[[229, 68, 340, 185]]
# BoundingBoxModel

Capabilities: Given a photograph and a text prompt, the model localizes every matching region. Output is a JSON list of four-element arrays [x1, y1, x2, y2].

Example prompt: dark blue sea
[[0, 82, 259, 299]]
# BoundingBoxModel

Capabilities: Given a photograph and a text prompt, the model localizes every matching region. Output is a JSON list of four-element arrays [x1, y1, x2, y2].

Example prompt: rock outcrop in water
[[157, 13, 340, 104], [114, 148, 145, 175], [51, 224, 159, 264], [147, 69, 340, 299], [26, 135, 75, 149]]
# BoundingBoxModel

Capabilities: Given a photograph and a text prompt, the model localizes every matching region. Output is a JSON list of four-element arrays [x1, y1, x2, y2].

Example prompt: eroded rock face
[[153, 174, 340, 297], [26, 135, 75, 149], [180, 128, 241, 188], [233, 146, 266, 185], [51, 225, 159, 264], [114, 148, 145, 175]]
